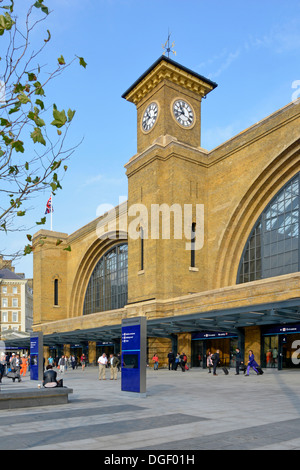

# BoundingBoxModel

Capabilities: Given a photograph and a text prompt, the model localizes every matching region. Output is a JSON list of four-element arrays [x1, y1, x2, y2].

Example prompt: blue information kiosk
[[30, 332, 44, 382], [121, 317, 146, 395]]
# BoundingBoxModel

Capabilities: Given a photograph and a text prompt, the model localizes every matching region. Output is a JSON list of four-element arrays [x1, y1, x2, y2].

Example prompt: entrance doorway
[[191, 333, 238, 368], [263, 324, 300, 369]]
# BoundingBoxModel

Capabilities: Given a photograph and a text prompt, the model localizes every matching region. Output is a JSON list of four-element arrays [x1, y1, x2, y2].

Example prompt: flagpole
[[50, 193, 53, 231]]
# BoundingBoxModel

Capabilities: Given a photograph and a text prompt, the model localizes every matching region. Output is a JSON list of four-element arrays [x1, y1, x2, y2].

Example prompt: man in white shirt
[[98, 353, 107, 380]]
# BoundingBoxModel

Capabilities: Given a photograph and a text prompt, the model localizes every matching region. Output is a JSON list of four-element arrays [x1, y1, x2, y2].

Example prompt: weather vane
[[162, 30, 176, 58]]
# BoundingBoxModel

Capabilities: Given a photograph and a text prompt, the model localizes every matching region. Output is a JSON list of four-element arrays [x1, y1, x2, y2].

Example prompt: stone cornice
[[123, 58, 215, 106]]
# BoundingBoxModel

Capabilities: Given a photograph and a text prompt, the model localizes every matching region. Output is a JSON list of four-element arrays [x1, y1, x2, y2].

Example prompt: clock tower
[[123, 56, 217, 304], [122, 55, 217, 152]]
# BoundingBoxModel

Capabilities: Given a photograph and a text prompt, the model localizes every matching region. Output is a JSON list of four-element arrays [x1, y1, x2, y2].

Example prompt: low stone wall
[[0, 388, 73, 410]]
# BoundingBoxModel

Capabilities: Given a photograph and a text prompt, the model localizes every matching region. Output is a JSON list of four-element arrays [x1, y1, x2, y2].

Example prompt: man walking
[[211, 350, 220, 376], [235, 348, 243, 375], [98, 353, 107, 380], [109, 354, 120, 380]]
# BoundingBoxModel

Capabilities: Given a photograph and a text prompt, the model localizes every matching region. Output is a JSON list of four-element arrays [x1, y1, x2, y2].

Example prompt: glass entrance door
[[263, 335, 278, 368]]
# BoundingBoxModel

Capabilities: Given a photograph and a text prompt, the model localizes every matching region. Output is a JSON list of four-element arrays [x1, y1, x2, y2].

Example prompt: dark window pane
[[238, 173, 299, 284], [83, 243, 128, 315]]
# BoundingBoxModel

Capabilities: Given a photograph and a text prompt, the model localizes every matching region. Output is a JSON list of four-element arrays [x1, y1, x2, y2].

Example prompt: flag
[[45, 195, 53, 215]]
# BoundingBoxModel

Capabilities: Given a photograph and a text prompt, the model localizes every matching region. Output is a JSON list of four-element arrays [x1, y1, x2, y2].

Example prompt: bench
[[0, 387, 73, 410]]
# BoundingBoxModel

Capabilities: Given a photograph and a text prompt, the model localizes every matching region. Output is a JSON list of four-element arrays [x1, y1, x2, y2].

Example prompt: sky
[[1, 0, 300, 278]]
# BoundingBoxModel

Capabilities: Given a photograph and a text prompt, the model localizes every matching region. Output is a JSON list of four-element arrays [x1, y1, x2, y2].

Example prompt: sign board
[[263, 323, 300, 336], [121, 317, 146, 394], [192, 331, 237, 340], [30, 332, 43, 381]]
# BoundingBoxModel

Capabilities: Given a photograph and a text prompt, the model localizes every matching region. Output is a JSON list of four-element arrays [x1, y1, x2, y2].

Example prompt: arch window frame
[[83, 243, 128, 315], [237, 173, 300, 284]]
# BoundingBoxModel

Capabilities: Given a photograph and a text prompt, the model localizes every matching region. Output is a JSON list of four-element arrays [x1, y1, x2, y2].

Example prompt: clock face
[[142, 102, 158, 132], [173, 99, 194, 128]]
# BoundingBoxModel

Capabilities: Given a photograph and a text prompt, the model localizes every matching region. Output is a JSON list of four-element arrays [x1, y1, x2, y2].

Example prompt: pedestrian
[[71, 355, 76, 370], [58, 355, 66, 374], [10, 353, 21, 382], [211, 350, 220, 376], [152, 353, 159, 370], [207, 351, 213, 373], [98, 353, 107, 380], [245, 350, 260, 376], [235, 348, 243, 375], [81, 353, 86, 371], [179, 353, 187, 372], [48, 356, 54, 367], [167, 351, 175, 370], [109, 354, 120, 380], [174, 353, 180, 370], [20, 355, 28, 377], [0, 353, 6, 383]]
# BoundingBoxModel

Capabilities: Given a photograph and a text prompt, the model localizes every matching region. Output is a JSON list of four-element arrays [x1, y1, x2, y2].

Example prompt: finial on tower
[[162, 30, 176, 58]]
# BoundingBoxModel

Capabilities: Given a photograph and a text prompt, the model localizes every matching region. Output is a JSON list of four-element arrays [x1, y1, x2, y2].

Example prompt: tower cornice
[[122, 55, 217, 106]]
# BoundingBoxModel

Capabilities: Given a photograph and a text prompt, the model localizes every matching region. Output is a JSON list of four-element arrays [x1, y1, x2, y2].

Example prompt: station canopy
[[3, 298, 300, 349]]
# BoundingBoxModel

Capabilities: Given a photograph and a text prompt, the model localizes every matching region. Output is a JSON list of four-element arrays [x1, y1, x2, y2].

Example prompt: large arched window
[[83, 243, 128, 315], [238, 173, 299, 283]]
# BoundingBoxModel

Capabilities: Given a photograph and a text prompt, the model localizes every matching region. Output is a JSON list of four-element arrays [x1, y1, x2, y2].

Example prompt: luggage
[[7, 371, 19, 379], [6, 371, 21, 382], [222, 367, 229, 375], [185, 364, 189, 370], [256, 367, 264, 375]]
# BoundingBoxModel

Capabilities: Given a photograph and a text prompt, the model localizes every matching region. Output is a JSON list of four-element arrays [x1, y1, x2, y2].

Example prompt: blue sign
[[30, 336, 39, 380], [192, 331, 237, 340], [121, 318, 146, 395], [121, 324, 141, 393], [263, 323, 300, 336]]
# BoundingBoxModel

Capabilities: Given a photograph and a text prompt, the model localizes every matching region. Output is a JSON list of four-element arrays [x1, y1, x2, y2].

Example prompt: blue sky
[[2, 0, 300, 277]]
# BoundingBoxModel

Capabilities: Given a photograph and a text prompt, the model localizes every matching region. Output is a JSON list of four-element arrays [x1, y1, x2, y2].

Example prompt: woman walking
[[245, 350, 260, 376]]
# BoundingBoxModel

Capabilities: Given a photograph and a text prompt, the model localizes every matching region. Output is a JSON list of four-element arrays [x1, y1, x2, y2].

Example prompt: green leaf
[[28, 111, 45, 127], [67, 108, 76, 122], [27, 72, 37, 82], [26, 234, 32, 241], [24, 244, 32, 255], [35, 99, 44, 110], [17, 92, 31, 104], [31, 127, 46, 146], [58, 55, 65, 65], [33, 81, 45, 96], [0, 12, 15, 36], [17, 210, 26, 217], [33, 1, 49, 15], [51, 108, 67, 128], [36, 217, 46, 225], [78, 56, 87, 68], [56, 239, 63, 246], [12, 140, 24, 153], [0, 118, 11, 127], [44, 29, 51, 43], [8, 102, 21, 114], [63, 245, 71, 252]]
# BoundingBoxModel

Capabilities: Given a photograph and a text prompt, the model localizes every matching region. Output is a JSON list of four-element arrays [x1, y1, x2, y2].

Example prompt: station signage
[[192, 331, 237, 340], [263, 323, 300, 336]]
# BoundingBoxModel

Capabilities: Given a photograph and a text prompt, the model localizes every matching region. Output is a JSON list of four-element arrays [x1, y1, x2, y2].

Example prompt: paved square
[[0, 366, 300, 450]]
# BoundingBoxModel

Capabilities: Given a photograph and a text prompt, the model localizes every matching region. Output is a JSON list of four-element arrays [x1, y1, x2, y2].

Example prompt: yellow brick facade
[[32, 56, 300, 369]]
